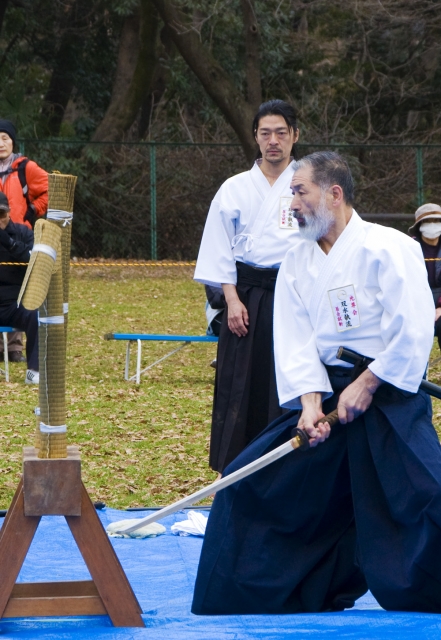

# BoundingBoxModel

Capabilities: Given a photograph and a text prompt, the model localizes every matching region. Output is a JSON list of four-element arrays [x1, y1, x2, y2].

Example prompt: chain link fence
[[18, 140, 441, 259]]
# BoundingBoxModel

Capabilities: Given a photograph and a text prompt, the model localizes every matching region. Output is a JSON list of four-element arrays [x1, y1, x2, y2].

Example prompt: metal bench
[[0, 327, 17, 382], [104, 333, 218, 384]]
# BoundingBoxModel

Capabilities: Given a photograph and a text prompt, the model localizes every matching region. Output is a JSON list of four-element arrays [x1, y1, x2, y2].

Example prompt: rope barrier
[[0, 261, 197, 266], [70, 261, 197, 267], [2, 258, 441, 266]]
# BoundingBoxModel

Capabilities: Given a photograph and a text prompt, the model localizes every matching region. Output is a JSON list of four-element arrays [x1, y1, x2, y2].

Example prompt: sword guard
[[290, 427, 310, 451]]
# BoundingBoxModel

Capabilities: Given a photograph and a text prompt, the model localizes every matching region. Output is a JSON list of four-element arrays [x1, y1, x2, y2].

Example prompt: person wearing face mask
[[409, 203, 441, 345]]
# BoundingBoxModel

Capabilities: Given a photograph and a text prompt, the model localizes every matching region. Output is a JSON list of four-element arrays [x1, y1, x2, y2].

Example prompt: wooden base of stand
[[0, 447, 144, 627]]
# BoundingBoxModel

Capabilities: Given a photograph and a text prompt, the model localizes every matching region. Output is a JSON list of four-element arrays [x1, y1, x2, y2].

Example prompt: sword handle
[[291, 408, 340, 450], [316, 408, 339, 427]]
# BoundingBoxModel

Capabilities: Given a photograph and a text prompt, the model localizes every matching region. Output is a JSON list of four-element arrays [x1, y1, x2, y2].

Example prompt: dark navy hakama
[[209, 261, 284, 473], [193, 369, 441, 614]]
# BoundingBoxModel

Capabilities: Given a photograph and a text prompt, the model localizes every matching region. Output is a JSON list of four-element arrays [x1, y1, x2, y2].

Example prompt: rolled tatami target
[[47, 172, 77, 336], [47, 172, 76, 212], [38, 248, 67, 458], [18, 219, 61, 311], [24, 174, 78, 459]]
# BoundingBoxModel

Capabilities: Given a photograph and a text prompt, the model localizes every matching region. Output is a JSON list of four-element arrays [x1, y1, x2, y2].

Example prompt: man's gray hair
[[296, 151, 355, 206]]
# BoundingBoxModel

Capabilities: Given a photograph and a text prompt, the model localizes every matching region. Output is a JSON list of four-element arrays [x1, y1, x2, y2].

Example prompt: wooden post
[[5, 175, 144, 627], [0, 450, 144, 627]]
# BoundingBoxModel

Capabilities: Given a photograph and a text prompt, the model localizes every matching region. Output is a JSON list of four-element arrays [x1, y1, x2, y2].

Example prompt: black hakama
[[193, 367, 441, 614], [209, 261, 284, 473]]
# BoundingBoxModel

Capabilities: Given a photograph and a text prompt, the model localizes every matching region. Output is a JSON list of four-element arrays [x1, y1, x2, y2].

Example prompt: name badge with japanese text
[[279, 197, 297, 229], [328, 285, 361, 332]]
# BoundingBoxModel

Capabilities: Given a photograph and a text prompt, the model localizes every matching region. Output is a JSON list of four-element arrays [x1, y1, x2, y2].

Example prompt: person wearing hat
[[0, 119, 47, 363], [0, 191, 38, 383], [409, 203, 441, 347]]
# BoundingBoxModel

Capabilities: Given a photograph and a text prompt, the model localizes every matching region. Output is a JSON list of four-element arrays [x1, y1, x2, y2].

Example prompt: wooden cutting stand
[[0, 445, 144, 626], [0, 176, 144, 627]]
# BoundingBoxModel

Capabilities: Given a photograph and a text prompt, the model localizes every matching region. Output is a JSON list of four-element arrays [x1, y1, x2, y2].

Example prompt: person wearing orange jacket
[[0, 120, 48, 227], [0, 119, 48, 362]]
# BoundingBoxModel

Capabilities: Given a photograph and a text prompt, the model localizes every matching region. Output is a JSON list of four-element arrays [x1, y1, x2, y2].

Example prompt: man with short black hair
[[0, 192, 38, 384], [192, 151, 441, 615], [194, 100, 300, 474]]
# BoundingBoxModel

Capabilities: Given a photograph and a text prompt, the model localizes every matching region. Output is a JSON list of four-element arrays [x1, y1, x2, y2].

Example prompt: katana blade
[[115, 410, 339, 535]]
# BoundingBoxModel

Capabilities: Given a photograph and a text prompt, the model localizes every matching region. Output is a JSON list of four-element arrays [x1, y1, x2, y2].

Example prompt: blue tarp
[[1, 508, 441, 639]]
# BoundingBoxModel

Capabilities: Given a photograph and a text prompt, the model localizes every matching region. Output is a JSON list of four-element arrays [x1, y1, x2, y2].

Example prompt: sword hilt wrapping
[[291, 409, 340, 450], [316, 408, 339, 427]]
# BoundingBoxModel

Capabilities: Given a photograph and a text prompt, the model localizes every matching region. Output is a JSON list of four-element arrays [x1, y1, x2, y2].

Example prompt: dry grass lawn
[[0, 265, 218, 509]]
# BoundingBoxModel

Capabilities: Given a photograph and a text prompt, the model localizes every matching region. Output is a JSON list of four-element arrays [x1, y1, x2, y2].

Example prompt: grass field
[[0, 265, 218, 510], [1, 265, 441, 511]]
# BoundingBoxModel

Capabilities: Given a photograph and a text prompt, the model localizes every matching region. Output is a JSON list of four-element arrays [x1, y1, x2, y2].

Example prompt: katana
[[114, 412, 339, 535], [115, 346, 441, 536]]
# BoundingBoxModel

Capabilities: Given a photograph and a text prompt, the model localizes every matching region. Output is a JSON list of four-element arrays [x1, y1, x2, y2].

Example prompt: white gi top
[[274, 211, 435, 408], [194, 160, 299, 287]]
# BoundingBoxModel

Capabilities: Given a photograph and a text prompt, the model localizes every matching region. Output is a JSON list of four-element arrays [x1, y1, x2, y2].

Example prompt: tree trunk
[[0, 0, 9, 36], [39, 0, 86, 137], [240, 0, 261, 110], [92, 0, 159, 142], [151, 0, 257, 163], [138, 24, 175, 139]]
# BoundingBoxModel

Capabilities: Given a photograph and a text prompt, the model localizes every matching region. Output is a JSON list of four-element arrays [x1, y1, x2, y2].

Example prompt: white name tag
[[328, 285, 361, 332], [279, 197, 297, 229]]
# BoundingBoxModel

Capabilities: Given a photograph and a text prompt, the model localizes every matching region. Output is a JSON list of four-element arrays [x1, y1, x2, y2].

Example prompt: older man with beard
[[192, 151, 441, 616]]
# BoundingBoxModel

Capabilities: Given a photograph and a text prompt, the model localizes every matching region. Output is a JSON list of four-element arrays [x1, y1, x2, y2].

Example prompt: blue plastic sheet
[[1, 508, 441, 639]]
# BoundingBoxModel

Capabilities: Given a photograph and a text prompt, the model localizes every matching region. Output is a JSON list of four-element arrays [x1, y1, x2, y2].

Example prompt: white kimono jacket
[[194, 161, 299, 287], [274, 211, 435, 408]]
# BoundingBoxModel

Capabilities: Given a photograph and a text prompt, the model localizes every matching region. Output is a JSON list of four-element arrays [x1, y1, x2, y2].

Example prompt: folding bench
[[0, 326, 16, 382], [104, 333, 219, 384]]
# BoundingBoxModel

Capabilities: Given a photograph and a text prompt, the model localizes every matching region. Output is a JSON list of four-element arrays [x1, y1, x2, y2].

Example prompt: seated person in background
[[409, 203, 441, 347], [0, 192, 38, 384]]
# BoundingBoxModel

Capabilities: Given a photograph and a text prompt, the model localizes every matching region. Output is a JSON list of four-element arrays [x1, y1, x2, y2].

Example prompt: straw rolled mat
[[18, 173, 77, 458], [46, 172, 77, 337]]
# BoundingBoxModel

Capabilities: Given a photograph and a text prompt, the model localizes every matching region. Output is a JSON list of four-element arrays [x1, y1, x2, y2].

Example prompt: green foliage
[[1, 0, 441, 259], [0, 0, 122, 137], [149, 0, 441, 144], [1, 0, 441, 145], [72, 10, 122, 134], [110, 0, 140, 16], [0, 2, 48, 132]]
